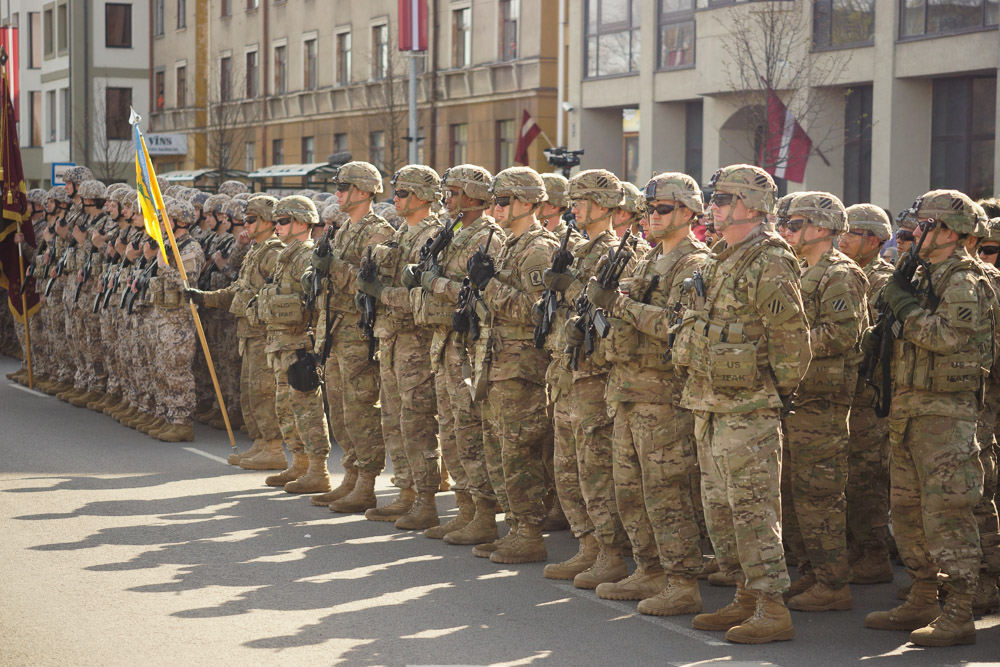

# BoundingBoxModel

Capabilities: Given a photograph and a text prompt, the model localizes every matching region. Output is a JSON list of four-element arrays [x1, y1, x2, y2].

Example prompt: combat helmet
[[391, 164, 441, 202], [165, 185, 184, 198], [986, 217, 1000, 244], [709, 164, 777, 215], [912, 189, 986, 236], [27, 188, 47, 208], [619, 182, 646, 216], [846, 203, 892, 242], [64, 165, 94, 185], [490, 166, 547, 204], [204, 193, 231, 215], [785, 191, 848, 233], [47, 185, 71, 207], [189, 191, 210, 211], [335, 161, 384, 194], [644, 173, 704, 215], [218, 180, 249, 197], [540, 173, 570, 208], [321, 202, 349, 227], [224, 198, 247, 224], [167, 199, 198, 228], [442, 164, 494, 203], [245, 194, 278, 222], [111, 186, 136, 207], [78, 180, 108, 202], [273, 195, 319, 225], [568, 169, 623, 209]]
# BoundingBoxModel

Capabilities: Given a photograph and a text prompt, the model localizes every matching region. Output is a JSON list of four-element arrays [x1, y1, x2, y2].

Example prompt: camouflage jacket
[[261, 237, 315, 353], [863, 255, 895, 323], [203, 236, 283, 339], [154, 234, 204, 307], [374, 213, 444, 337]]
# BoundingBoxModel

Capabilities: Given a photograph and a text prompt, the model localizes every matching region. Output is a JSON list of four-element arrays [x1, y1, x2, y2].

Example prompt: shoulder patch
[[529, 269, 544, 287], [956, 305, 973, 323], [831, 298, 847, 313]]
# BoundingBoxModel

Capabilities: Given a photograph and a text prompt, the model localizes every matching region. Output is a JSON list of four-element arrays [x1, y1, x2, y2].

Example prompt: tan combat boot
[[543, 533, 599, 580], [787, 582, 853, 612], [725, 592, 794, 644], [698, 557, 720, 580], [141, 416, 167, 435], [473, 520, 518, 558], [69, 390, 101, 408], [395, 491, 440, 530], [638, 576, 702, 616], [782, 572, 817, 600], [864, 579, 941, 631], [365, 488, 416, 521], [425, 490, 475, 539], [444, 496, 499, 545], [194, 404, 215, 423], [201, 406, 223, 426], [265, 452, 310, 487], [851, 549, 894, 585], [490, 522, 547, 564], [311, 468, 359, 506], [284, 455, 332, 494], [89, 393, 116, 411], [541, 503, 569, 531], [229, 440, 265, 466], [692, 581, 757, 631], [155, 423, 195, 442], [573, 545, 628, 589], [330, 471, 378, 513], [241, 440, 288, 471], [596, 564, 667, 601], [56, 386, 82, 401], [117, 405, 139, 425], [972, 575, 999, 615], [910, 589, 976, 646], [707, 570, 740, 587]]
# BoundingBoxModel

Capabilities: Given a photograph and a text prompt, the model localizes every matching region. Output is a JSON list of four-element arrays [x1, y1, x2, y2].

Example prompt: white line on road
[[182, 447, 231, 464], [9, 383, 50, 398], [551, 583, 728, 647]]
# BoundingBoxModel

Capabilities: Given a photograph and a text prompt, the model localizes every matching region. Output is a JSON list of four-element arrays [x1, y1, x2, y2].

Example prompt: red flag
[[0, 28, 17, 122], [398, 0, 428, 51], [514, 109, 541, 166], [760, 89, 812, 183]]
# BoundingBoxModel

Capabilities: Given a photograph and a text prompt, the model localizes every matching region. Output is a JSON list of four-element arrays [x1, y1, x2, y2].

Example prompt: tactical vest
[[374, 215, 443, 337], [230, 237, 282, 335], [257, 239, 312, 335]]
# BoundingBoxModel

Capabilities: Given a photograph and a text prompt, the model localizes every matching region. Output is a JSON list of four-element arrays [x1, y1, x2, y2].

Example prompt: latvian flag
[[760, 89, 813, 183]]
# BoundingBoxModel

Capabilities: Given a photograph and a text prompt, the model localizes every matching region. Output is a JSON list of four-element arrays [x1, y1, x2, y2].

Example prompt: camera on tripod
[[544, 147, 585, 178]]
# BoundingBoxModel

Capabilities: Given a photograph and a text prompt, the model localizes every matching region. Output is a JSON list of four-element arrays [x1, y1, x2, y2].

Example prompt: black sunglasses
[[274, 217, 293, 226], [979, 246, 1000, 256], [336, 183, 352, 193], [649, 203, 677, 216], [393, 189, 411, 199], [493, 195, 512, 208], [776, 220, 804, 233], [896, 231, 915, 242], [710, 192, 736, 207]]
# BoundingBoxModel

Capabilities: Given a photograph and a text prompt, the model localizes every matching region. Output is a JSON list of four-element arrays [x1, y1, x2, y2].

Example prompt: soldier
[[838, 203, 896, 585], [356, 165, 444, 529], [539, 173, 571, 233], [466, 166, 559, 563], [891, 208, 918, 264], [304, 162, 394, 513], [6, 188, 47, 385], [673, 164, 810, 644], [193, 193, 232, 425], [616, 182, 648, 241], [862, 190, 997, 646]]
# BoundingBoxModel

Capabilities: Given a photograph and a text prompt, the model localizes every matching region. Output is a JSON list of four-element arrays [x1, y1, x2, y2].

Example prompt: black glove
[[531, 300, 545, 327], [311, 248, 332, 275], [586, 279, 619, 312], [357, 272, 385, 299], [563, 317, 585, 348], [183, 287, 205, 305], [452, 308, 471, 333], [882, 277, 921, 322], [468, 253, 495, 289], [542, 268, 576, 293], [860, 327, 882, 355], [401, 263, 421, 289]]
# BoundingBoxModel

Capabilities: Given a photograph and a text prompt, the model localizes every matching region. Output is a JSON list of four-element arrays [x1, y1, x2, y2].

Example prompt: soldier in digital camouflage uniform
[[776, 192, 868, 613], [580, 173, 711, 614], [49, 169, 89, 397], [837, 203, 896, 586], [863, 190, 998, 647], [673, 164, 810, 644], [304, 162, 394, 513], [466, 166, 559, 564], [193, 192, 232, 425], [356, 165, 445, 529], [32, 186, 72, 394]]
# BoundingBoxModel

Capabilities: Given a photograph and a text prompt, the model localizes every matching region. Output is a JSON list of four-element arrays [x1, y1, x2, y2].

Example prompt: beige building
[[566, 0, 999, 213], [149, 0, 559, 189]]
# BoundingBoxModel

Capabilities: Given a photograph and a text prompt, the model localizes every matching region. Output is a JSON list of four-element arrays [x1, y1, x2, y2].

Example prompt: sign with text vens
[[144, 133, 189, 156]]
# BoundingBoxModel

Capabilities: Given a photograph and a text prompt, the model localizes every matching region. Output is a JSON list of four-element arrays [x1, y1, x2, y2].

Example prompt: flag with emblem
[[760, 89, 813, 183], [131, 109, 169, 262]]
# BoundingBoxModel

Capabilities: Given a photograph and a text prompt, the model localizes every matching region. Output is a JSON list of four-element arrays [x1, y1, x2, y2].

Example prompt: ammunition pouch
[[287, 349, 323, 392], [230, 288, 254, 319], [411, 288, 453, 327], [603, 317, 638, 363], [709, 342, 758, 389], [146, 277, 163, 304], [161, 285, 182, 307], [258, 287, 304, 325], [800, 356, 846, 394]]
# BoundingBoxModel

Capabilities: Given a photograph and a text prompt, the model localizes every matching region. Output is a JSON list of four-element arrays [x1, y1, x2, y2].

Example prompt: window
[[450, 124, 468, 165], [246, 51, 259, 98], [585, 0, 641, 78], [272, 138, 284, 165], [814, 0, 875, 48], [334, 132, 348, 154], [453, 8, 471, 68], [176, 65, 187, 107], [57, 3, 67, 52], [43, 8, 53, 57], [60, 88, 69, 140], [247, 0, 259, 9], [155, 70, 165, 110], [499, 0, 518, 61], [658, 1, 694, 69], [304, 38, 318, 90], [29, 91, 41, 147], [369, 130, 385, 170], [219, 56, 232, 102], [302, 136, 315, 163], [46, 90, 56, 143], [336, 31, 352, 85], [841, 86, 873, 205], [685, 100, 703, 183], [245, 141, 256, 172], [106, 87, 132, 140], [221, 0, 232, 18], [901, 0, 998, 38], [372, 24, 388, 80], [28, 13, 42, 68], [153, 0, 165, 37], [274, 44, 287, 94], [177, 0, 187, 29], [496, 119, 515, 171], [931, 76, 996, 200]]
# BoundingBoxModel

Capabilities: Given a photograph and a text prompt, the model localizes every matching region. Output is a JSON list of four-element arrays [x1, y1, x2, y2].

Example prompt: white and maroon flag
[[398, 0, 428, 51], [761, 89, 812, 183], [515, 109, 541, 165], [0, 27, 18, 121]]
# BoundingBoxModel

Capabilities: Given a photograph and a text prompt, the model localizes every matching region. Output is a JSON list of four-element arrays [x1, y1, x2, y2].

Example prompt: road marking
[[551, 583, 728, 647], [182, 447, 230, 464], [9, 383, 49, 398]]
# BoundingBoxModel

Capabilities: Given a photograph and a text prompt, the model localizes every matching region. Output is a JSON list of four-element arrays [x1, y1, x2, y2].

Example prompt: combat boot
[[209, 413, 227, 430], [201, 406, 223, 426], [638, 576, 702, 616], [241, 440, 288, 471], [107, 398, 130, 418], [228, 440, 265, 466], [692, 582, 757, 631], [490, 522, 547, 564], [707, 570, 739, 587], [425, 490, 474, 539], [543, 533, 599, 580], [574, 545, 628, 589], [265, 452, 310, 487], [596, 564, 667, 601], [140, 416, 166, 435], [284, 455, 332, 494], [865, 579, 941, 631], [972, 575, 999, 615], [910, 589, 976, 646], [541, 503, 569, 532], [395, 491, 440, 530], [330, 471, 378, 513], [782, 573, 817, 601], [55, 386, 81, 401], [698, 557, 720, 580], [85, 392, 109, 410], [444, 496, 499, 545], [365, 488, 416, 521], [473, 520, 518, 558], [312, 468, 359, 506], [69, 390, 101, 408], [155, 423, 194, 443], [787, 582, 853, 612], [117, 405, 139, 425], [851, 550, 894, 585], [51, 381, 74, 395], [123, 408, 147, 428], [93, 393, 120, 412], [725, 592, 794, 644], [194, 404, 214, 423]]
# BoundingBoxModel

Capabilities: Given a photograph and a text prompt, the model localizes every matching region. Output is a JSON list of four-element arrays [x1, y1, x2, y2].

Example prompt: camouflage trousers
[[552, 390, 593, 538], [613, 401, 702, 577], [974, 398, 1000, 575], [101, 306, 123, 397], [847, 401, 892, 558], [379, 331, 438, 493], [272, 347, 330, 458], [782, 398, 852, 588], [215, 312, 242, 421], [483, 377, 550, 526], [152, 305, 197, 426], [240, 335, 281, 443], [435, 337, 491, 499], [889, 414, 983, 590], [50, 284, 74, 383], [694, 408, 791, 595], [31, 297, 53, 378], [324, 336, 384, 475]]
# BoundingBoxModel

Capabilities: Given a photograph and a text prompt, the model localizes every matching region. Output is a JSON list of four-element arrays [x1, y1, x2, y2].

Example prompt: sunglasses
[[846, 230, 870, 237], [443, 189, 462, 200], [896, 231, 915, 242], [244, 215, 258, 224], [710, 192, 736, 207], [649, 203, 677, 216], [393, 189, 411, 199], [776, 220, 804, 233], [336, 183, 352, 193], [274, 217, 293, 226], [979, 246, 1000, 256], [493, 196, 512, 208], [918, 219, 937, 232]]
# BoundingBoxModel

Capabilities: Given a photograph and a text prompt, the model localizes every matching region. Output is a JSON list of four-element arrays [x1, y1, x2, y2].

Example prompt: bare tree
[[204, 61, 262, 175], [75, 80, 134, 184]]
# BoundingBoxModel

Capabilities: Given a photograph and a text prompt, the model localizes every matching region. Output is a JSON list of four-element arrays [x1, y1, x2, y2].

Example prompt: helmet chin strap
[[499, 199, 537, 228], [396, 193, 430, 218], [342, 187, 374, 214], [579, 200, 613, 232], [647, 209, 689, 240]]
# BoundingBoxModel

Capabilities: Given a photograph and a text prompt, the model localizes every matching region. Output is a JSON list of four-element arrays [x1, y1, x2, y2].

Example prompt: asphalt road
[[1, 355, 998, 667]]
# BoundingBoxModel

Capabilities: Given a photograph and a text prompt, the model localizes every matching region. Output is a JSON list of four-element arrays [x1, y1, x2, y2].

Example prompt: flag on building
[[131, 109, 169, 262], [0, 27, 18, 122], [760, 89, 813, 183], [515, 109, 541, 166], [398, 0, 428, 51]]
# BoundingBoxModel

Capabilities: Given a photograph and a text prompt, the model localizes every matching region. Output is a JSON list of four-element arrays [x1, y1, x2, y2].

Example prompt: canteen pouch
[[800, 356, 846, 393], [287, 349, 323, 392], [709, 342, 757, 389]]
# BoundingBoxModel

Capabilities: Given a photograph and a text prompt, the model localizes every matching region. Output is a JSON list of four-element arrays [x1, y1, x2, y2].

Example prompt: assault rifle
[[418, 214, 464, 273], [533, 223, 575, 348], [452, 229, 494, 342], [306, 222, 338, 312], [198, 235, 237, 290], [74, 247, 96, 303], [357, 245, 378, 363], [663, 271, 702, 363], [126, 253, 159, 314], [44, 237, 77, 297]]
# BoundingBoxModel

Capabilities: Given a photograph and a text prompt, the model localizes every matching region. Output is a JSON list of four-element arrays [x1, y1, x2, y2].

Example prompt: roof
[[162, 168, 250, 182], [247, 162, 340, 179]]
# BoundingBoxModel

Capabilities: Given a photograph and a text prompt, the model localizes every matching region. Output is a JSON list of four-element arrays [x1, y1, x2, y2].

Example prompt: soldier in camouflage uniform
[[356, 165, 445, 529], [776, 192, 868, 613], [863, 190, 997, 647], [193, 193, 232, 425], [837, 204, 896, 585], [615, 182, 649, 244], [6, 188, 47, 386], [674, 164, 810, 644], [891, 208, 919, 265], [33, 186, 72, 394], [466, 166, 559, 564], [304, 162, 394, 513]]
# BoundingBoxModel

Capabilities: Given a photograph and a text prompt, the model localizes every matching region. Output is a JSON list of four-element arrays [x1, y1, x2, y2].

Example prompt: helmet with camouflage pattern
[[122, 190, 138, 213], [335, 161, 384, 194], [372, 201, 400, 228], [846, 203, 892, 241], [313, 192, 333, 205], [273, 195, 319, 225], [165, 185, 184, 198], [490, 166, 546, 204], [986, 217, 1000, 243], [245, 194, 278, 221], [111, 186, 136, 206], [167, 199, 198, 227], [47, 185, 71, 205], [218, 180, 249, 197], [619, 182, 646, 215], [106, 183, 128, 198], [296, 189, 317, 199], [204, 193, 231, 215], [189, 192, 210, 211], [233, 192, 252, 202], [64, 165, 94, 185], [27, 188, 47, 207], [391, 164, 441, 202], [709, 164, 777, 215], [225, 198, 247, 224], [912, 189, 986, 236], [568, 169, 623, 209], [78, 180, 108, 201], [644, 173, 704, 215], [321, 202, 349, 226], [442, 164, 494, 202], [784, 191, 848, 232], [541, 173, 570, 208]]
